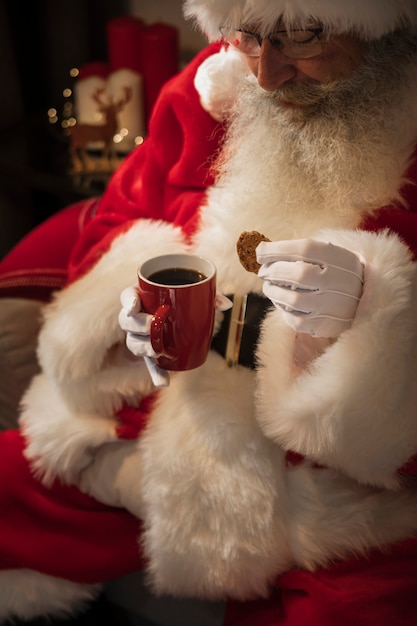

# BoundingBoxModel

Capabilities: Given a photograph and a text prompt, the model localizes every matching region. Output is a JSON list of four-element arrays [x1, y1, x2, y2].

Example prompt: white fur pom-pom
[[194, 46, 249, 121]]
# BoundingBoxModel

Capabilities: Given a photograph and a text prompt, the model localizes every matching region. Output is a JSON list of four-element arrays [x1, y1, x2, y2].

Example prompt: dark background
[[0, 0, 131, 257]]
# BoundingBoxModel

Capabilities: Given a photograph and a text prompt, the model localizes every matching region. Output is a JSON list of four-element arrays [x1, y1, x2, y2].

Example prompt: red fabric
[[360, 152, 417, 257], [0, 198, 98, 301], [224, 538, 417, 626], [362, 206, 417, 261], [0, 430, 144, 583], [115, 393, 159, 440]]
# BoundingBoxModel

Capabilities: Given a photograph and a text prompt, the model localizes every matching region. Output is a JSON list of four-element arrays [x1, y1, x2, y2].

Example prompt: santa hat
[[183, 0, 417, 41]]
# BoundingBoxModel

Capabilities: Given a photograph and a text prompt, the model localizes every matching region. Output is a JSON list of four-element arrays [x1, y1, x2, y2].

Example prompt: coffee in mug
[[147, 267, 206, 286]]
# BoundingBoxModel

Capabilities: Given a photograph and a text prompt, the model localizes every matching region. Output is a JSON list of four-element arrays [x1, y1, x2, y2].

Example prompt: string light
[[46, 66, 144, 179]]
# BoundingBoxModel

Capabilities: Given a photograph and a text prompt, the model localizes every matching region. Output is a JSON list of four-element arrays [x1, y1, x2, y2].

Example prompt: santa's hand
[[256, 239, 364, 338], [119, 286, 169, 387], [79, 440, 144, 519], [119, 285, 158, 358]]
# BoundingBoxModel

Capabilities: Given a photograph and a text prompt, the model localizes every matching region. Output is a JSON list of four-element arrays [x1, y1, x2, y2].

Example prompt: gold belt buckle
[[224, 293, 248, 368]]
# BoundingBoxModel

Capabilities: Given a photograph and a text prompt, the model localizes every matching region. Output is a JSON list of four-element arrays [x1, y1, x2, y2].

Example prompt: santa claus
[[2, 0, 417, 624]]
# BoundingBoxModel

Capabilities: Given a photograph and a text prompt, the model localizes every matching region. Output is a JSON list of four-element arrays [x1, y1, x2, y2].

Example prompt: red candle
[[106, 16, 147, 143], [77, 62, 109, 81], [139, 22, 179, 124], [106, 15, 145, 75]]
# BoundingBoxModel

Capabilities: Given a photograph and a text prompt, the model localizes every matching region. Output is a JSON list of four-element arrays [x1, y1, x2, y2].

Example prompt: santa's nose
[[256, 41, 297, 92]]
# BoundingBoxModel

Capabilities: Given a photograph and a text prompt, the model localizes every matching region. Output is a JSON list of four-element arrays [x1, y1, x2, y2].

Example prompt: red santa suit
[[2, 0, 417, 621]]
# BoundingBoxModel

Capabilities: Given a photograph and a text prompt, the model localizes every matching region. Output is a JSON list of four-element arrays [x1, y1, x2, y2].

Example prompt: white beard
[[194, 35, 417, 292]]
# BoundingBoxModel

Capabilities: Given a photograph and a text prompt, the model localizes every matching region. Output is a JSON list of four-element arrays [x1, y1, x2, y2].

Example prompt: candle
[[107, 68, 146, 152], [106, 15, 147, 142], [106, 15, 145, 76], [139, 22, 180, 125], [74, 62, 109, 125]]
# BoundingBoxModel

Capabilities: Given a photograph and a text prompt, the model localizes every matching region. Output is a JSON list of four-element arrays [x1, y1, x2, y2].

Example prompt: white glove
[[119, 285, 158, 358], [79, 440, 144, 519], [256, 239, 364, 338], [119, 285, 169, 387]]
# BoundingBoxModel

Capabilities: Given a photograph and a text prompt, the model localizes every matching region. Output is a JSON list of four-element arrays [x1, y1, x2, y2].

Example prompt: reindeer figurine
[[69, 86, 133, 168]]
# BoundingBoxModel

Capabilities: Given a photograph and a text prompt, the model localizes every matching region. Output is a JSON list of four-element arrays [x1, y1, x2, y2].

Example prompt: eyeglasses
[[219, 26, 324, 59]]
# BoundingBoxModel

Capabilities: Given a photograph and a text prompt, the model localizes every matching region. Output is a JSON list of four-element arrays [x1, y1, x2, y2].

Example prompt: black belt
[[210, 293, 272, 370]]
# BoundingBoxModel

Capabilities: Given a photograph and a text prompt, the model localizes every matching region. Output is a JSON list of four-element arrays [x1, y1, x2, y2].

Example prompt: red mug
[[138, 254, 217, 371]]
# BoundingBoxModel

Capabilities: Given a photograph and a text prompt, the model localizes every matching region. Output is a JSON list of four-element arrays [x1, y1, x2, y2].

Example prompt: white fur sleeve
[[255, 228, 417, 490], [20, 220, 187, 483], [37, 220, 187, 401]]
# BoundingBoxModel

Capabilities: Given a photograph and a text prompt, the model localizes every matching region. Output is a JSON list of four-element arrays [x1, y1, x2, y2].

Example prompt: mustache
[[273, 82, 330, 107], [271, 71, 370, 109]]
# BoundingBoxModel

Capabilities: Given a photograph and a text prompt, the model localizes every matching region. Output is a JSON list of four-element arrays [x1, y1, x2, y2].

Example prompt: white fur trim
[[287, 464, 417, 570], [184, 0, 417, 40], [79, 439, 145, 519], [139, 354, 293, 600], [256, 228, 417, 489], [20, 374, 119, 485], [0, 569, 100, 622], [194, 46, 250, 121]]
